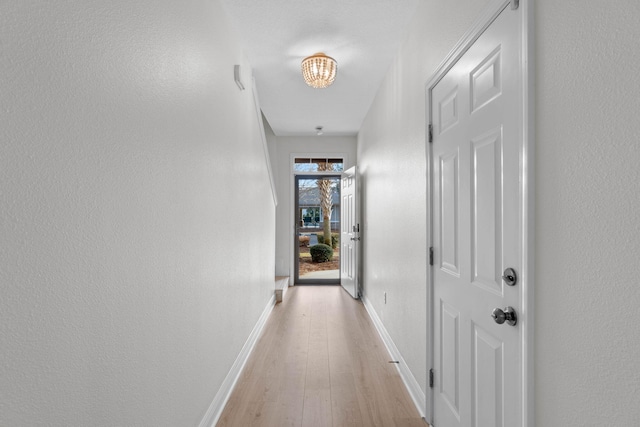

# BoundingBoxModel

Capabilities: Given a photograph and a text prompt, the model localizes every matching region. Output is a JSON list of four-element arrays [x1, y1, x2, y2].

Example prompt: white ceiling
[[220, 0, 420, 136]]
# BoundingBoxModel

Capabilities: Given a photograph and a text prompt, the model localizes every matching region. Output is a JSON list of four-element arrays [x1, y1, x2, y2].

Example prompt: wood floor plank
[[330, 372, 364, 427], [217, 286, 427, 427], [302, 388, 332, 427]]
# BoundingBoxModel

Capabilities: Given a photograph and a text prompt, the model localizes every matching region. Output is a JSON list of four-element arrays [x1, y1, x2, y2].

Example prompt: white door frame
[[424, 0, 534, 425], [288, 153, 349, 282]]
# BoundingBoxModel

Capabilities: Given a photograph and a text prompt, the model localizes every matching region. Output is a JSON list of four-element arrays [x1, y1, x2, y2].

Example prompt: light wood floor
[[217, 286, 427, 427]]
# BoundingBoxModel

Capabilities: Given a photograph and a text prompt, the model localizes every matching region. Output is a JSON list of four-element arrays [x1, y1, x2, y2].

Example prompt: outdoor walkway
[[299, 269, 339, 279]]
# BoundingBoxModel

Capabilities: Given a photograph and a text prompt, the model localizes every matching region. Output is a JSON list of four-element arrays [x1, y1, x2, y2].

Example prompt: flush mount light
[[301, 53, 337, 89]]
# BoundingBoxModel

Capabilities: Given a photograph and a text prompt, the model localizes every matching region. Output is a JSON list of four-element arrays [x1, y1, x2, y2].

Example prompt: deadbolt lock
[[502, 268, 517, 286]]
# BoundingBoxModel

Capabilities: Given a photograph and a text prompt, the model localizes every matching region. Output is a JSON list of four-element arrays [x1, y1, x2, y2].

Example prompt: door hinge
[[429, 247, 434, 266], [511, 0, 519, 10], [428, 123, 433, 143], [429, 368, 434, 388]]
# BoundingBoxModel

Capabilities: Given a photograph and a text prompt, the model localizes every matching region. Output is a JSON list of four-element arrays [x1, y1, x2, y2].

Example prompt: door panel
[[470, 46, 502, 112], [471, 128, 502, 294], [340, 167, 358, 298], [439, 151, 460, 276], [472, 324, 503, 427], [431, 4, 522, 427], [439, 86, 460, 133], [440, 300, 460, 418]]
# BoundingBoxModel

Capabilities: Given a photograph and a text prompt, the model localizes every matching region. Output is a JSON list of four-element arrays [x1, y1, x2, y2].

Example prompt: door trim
[[424, 0, 534, 425], [288, 153, 349, 282]]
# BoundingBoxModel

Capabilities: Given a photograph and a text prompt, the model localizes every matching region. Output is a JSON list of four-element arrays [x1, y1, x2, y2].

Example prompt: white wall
[[535, 0, 640, 424], [359, 0, 640, 423], [0, 1, 275, 426], [273, 136, 357, 278], [358, 0, 492, 397]]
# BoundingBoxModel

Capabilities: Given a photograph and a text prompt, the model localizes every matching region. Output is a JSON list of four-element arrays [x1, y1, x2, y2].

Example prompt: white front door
[[340, 166, 358, 298], [431, 3, 524, 427]]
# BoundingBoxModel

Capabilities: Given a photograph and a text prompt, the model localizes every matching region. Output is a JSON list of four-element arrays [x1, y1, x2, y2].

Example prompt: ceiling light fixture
[[301, 53, 337, 89], [315, 126, 324, 136]]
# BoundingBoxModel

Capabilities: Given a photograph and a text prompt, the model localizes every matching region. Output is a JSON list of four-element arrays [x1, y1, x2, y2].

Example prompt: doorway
[[294, 174, 341, 284]]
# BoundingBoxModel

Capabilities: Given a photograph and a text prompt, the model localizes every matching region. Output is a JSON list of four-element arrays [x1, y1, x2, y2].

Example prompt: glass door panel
[[295, 175, 341, 284]]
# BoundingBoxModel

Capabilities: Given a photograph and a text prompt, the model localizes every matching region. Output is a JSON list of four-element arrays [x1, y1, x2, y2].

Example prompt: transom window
[[293, 157, 344, 173]]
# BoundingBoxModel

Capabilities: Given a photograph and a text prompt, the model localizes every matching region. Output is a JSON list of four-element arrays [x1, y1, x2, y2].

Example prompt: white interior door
[[431, 4, 523, 427], [340, 166, 358, 298]]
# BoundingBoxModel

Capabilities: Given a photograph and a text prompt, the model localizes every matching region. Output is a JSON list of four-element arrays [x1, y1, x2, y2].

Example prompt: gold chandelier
[[301, 53, 337, 89]]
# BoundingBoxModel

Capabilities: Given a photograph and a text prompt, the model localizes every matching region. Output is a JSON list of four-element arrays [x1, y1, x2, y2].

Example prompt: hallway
[[217, 286, 426, 427]]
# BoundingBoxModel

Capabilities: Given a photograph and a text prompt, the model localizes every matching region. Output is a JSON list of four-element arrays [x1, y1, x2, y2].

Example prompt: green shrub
[[316, 233, 339, 249], [309, 244, 334, 263]]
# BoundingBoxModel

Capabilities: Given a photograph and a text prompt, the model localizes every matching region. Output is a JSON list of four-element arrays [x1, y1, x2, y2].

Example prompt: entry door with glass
[[295, 174, 341, 284]]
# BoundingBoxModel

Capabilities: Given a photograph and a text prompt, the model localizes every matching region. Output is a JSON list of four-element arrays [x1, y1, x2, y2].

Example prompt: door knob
[[491, 306, 517, 326]]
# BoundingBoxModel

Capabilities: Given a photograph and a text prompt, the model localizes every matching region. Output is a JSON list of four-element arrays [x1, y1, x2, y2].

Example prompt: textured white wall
[[535, 0, 640, 424], [358, 0, 492, 397], [273, 136, 356, 278], [0, 1, 275, 425], [360, 0, 640, 423]]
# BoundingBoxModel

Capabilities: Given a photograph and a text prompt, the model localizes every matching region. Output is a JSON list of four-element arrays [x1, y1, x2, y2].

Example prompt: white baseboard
[[361, 294, 427, 418], [199, 294, 276, 427]]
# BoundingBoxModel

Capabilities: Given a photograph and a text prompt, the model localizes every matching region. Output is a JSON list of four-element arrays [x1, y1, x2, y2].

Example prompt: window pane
[[293, 157, 344, 172], [293, 162, 318, 172]]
